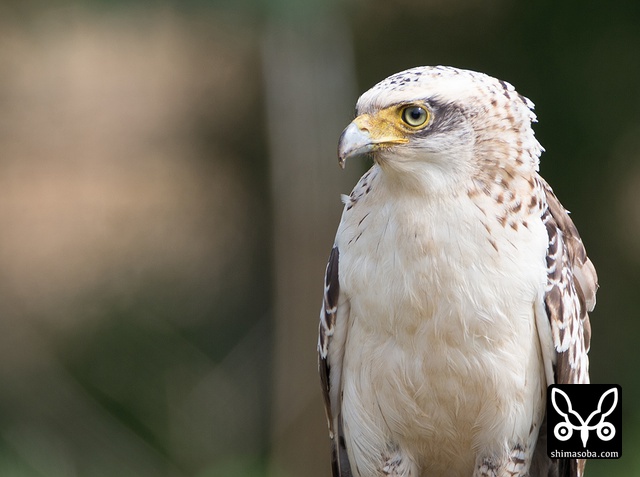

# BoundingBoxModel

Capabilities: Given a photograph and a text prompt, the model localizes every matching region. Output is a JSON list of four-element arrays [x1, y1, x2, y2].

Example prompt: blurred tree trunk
[[261, 9, 359, 477]]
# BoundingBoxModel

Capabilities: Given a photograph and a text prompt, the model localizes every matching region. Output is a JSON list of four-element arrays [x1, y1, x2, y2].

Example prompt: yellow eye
[[401, 106, 429, 128]]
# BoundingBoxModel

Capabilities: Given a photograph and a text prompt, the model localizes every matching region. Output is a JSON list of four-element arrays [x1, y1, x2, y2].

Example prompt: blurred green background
[[0, 1, 638, 476]]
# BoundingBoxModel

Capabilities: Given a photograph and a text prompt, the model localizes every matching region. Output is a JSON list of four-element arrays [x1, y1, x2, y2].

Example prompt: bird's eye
[[401, 106, 429, 128]]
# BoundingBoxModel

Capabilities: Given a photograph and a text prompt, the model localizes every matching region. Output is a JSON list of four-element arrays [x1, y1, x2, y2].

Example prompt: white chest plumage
[[335, 167, 549, 476]]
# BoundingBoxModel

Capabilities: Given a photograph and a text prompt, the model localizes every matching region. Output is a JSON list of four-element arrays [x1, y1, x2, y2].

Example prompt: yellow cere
[[352, 103, 430, 149]]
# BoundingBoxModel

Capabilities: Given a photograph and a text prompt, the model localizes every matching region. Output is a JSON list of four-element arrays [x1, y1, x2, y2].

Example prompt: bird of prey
[[318, 66, 597, 477]]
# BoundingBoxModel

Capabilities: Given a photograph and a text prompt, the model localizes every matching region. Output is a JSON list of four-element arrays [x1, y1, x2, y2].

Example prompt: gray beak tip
[[337, 122, 373, 168]]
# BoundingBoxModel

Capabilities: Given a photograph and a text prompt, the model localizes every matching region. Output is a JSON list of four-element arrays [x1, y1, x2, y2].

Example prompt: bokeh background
[[0, 1, 638, 476]]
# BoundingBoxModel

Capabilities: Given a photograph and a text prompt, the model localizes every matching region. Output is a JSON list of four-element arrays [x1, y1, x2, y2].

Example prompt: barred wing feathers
[[318, 246, 353, 477], [540, 178, 597, 386], [538, 178, 598, 477]]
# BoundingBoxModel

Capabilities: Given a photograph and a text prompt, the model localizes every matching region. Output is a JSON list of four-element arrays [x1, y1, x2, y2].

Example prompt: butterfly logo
[[551, 387, 618, 447]]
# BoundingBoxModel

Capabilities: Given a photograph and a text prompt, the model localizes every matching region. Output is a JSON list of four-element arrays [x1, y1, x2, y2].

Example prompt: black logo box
[[547, 384, 621, 458]]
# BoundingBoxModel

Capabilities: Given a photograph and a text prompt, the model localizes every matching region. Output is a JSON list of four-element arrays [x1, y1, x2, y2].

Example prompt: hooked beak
[[337, 122, 373, 169], [337, 114, 408, 169]]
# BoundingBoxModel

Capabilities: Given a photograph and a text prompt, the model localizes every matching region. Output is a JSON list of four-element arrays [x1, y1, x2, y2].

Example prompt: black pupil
[[406, 107, 424, 123]]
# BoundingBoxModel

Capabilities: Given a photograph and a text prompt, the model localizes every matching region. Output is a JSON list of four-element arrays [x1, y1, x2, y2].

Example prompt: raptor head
[[338, 66, 542, 193]]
